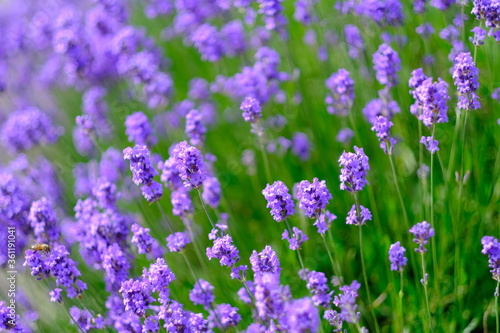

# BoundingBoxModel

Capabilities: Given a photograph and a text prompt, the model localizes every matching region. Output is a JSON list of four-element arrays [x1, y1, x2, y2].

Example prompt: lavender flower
[[420, 136, 440, 154], [339, 146, 370, 192], [166, 231, 191, 252], [142, 258, 175, 294], [409, 221, 435, 253], [279, 297, 320, 332], [373, 43, 401, 87], [250, 245, 281, 277], [296, 178, 332, 219], [346, 205, 372, 225], [300, 270, 333, 307], [334, 281, 363, 325], [415, 77, 450, 127], [206, 235, 240, 266], [388, 241, 408, 271], [254, 273, 290, 320], [481, 236, 500, 281], [172, 141, 207, 189], [171, 189, 194, 218], [131, 224, 154, 254], [453, 52, 481, 110], [313, 211, 337, 234], [231, 265, 248, 280], [336, 127, 354, 143], [120, 279, 154, 317], [191, 24, 224, 62], [262, 181, 295, 222], [185, 109, 207, 146], [291, 132, 312, 161], [125, 112, 156, 146], [209, 303, 241, 328], [371, 115, 396, 154], [159, 157, 183, 190], [1, 107, 61, 153], [123, 145, 158, 186], [190, 279, 215, 309], [282, 227, 308, 250], [470, 26, 487, 46], [29, 197, 60, 243], [325, 69, 355, 116], [257, 0, 288, 33], [344, 25, 365, 59], [240, 96, 262, 123], [202, 177, 221, 208]]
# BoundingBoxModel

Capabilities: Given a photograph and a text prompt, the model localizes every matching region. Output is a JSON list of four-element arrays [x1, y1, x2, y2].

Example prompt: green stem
[[321, 234, 341, 278], [197, 189, 215, 228], [400, 270, 404, 331], [156, 202, 175, 233], [328, 228, 344, 279], [388, 153, 409, 231], [285, 219, 306, 271], [257, 123, 272, 183], [421, 253, 433, 332], [354, 193, 379, 333], [496, 281, 499, 333]]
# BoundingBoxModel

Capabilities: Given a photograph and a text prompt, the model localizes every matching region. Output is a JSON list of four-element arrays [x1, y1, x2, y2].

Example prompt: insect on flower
[[30, 243, 52, 253]]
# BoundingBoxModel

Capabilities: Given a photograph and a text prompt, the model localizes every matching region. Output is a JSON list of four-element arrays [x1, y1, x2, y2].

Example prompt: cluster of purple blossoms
[[294, 0, 318, 25], [330, 280, 364, 328], [257, 0, 288, 34], [119, 279, 155, 317], [70, 306, 105, 332], [371, 115, 396, 154], [123, 145, 163, 202], [28, 197, 60, 243], [142, 258, 176, 295], [0, 301, 23, 331], [373, 43, 401, 87], [209, 303, 241, 329], [202, 176, 222, 208], [481, 236, 500, 284], [295, 178, 332, 219], [313, 211, 337, 234], [346, 205, 372, 225], [363, 92, 401, 125], [191, 24, 225, 62], [282, 227, 308, 250], [300, 269, 333, 307], [24, 244, 87, 299], [388, 241, 408, 271], [172, 141, 208, 189], [472, 0, 500, 41], [344, 25, 365, 59], [166, 231, 191, 252], [420, 136, 440, 154], [131, 223, 154, 254], [262, 181, 295, 222], [185, 109, 207, 146], [409, 68, 429, 116], [337, 127, 355, 144], [470, 26, 487, 46], [254, 273, 290, 320], [125, 111, 156, 146], [206, 235, 240, 267], [339, 146, 370, 192], [409, 221, 435, 253], [240, 96, 262, 123], [1, 107, 61, 153], [190, 279, 215, 309], [279, 297, 320, 332], [158, 157, 183, 190], [171, 189, 194, 218], [325, 69, 355, 116], [453, 52, 481, 111], [250, 245, 281, 277], [291, 132, 312, 161]]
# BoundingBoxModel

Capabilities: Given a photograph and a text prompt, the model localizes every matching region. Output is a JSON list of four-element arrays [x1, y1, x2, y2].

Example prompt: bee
[[30, 243, 51, 253]]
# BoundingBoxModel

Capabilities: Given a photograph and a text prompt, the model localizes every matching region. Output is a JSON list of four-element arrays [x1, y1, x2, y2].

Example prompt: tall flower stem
[[420, 253, 433, 332], [321, 233, 341, 278], [328, 228, 344, 278], [495, 281, 500, 333], [399, 270, 405, 331], [354, 193, 380, 333], [429, 126, 441, 306], [156, 202, 175, 233], [44, 280, 86, 333], [388, 153, 409, 231], [197, 189, 215, 228], [256, 123, 272, 183]]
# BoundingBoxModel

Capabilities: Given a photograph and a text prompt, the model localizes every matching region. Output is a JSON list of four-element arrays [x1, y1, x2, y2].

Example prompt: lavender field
[[1, 0, 500, 332]]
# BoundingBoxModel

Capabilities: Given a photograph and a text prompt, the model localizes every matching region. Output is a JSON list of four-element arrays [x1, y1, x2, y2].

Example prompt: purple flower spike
[[120, 279, 154, 317], [279, 297, 320, 333], [481, 236, 500, 281], [131, 224, 154, 254], [172, 141, 207, 189], [339, 146, 370, 192], [125, 111, 156, 146], [250, 245, 281, 277], [209, 303, 241, 328], [300, 270, 333, 307], [29, 197, 60, 243], [346, 205, 372, 225], [282, 227, 308, 250], [190, 279, 215, 309], [313, 211, 337, 234], [325, 69, 355, 116], [296, 178, 332, 219], [240, 96, 262, 123], [185, 109, 206, 146], [123, 145, 158, 186], [453, 52, 480, 111], [206, 235, 240, 267], [373, 43, 401, 87], [371, 116, 396, 154], [142, 258, 175, 294], [409, 221, 435, 253], [420, 136, 439, 154], [262, 181, 295, 222], [166, 231, 191, 252], [333, 280, 364, 326], [388, 241, 408, 271]]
